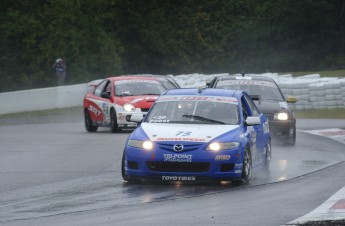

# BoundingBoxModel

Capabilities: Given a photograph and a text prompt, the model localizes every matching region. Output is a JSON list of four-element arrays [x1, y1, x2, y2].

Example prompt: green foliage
[[1, 0, 345, 92], [0, 0, 123, 92]]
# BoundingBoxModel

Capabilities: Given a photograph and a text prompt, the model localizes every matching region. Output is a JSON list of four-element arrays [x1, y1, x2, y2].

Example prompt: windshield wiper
[[182, 114, 225, 124]]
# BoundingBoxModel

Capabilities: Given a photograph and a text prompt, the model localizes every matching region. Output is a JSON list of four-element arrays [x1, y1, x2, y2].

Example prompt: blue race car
[[121, 88, 271, 184]]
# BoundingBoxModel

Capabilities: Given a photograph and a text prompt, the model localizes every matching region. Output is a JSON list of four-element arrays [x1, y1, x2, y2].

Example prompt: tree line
[[1, 0, 345, 92]]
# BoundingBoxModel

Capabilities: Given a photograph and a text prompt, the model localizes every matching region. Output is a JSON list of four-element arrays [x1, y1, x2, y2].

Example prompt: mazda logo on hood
[[173, 144, 184, 152]]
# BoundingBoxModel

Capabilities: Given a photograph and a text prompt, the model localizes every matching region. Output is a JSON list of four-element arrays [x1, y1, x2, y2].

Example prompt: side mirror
[[101, 92, 111, 98], [130, 114, 144, 123], [245, 116, 261, 126], [206, 81, 211, 87], [286, 96, 297, 103]]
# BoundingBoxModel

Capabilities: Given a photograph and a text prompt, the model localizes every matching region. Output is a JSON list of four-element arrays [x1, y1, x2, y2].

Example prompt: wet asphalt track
[[0, 118, 345, 226]]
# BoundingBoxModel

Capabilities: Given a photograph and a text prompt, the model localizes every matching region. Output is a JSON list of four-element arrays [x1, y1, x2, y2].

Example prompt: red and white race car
[[83, 76, 168, 132]]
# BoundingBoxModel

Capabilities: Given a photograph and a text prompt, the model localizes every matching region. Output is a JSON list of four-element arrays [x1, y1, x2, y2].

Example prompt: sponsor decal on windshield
[[149, 115, 170, 123], [157, 95, 238, 104], [115, 80, 159, 84], [279, 102, 288, 109], [219, 80, 276, 88]]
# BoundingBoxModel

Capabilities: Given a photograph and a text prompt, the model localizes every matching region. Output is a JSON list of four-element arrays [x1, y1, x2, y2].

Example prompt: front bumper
[[268, 119, 295, 137], [123, 146, 244, 182], [116, 111, 146, 128]]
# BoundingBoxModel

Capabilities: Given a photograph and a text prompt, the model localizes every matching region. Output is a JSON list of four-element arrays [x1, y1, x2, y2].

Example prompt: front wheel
[[238, 148, 252, 184], [284, 124, 296, 146], [84, 109, 98, 132], [110, 109, 120, 133], [264, 140, 272, 172]]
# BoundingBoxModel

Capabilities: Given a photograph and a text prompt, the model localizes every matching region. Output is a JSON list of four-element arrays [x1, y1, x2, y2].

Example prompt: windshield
[[145, 96, 239, 125], [114, 80, 166, 96], [216, 80, 284, 101]]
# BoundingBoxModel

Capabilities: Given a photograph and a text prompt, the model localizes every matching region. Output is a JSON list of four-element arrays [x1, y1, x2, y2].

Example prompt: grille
[[147, 161, 210, 172], [157, 142, 202, 152], [141, 108, 150, 112], [220, 163, 235, 172]]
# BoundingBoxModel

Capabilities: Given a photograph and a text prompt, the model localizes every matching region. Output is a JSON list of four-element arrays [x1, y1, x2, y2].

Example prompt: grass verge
[[296, 108, 345, 119]]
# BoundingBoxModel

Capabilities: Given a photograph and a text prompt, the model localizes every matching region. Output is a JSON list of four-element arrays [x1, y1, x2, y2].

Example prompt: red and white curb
[[286, 128, 345, 225], [287, 186, 345, 225], [302, 128, 345, 145]]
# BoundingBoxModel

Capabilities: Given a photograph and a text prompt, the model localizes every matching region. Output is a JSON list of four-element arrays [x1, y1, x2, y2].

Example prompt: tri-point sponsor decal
[[164, 154, 192, 162]]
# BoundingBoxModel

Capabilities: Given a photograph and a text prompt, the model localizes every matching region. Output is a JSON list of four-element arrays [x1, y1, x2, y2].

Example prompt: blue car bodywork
[[122, 88, 271, 184]]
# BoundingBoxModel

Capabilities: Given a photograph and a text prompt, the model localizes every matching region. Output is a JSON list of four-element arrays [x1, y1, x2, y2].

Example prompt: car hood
[[137, 123, 240, 143], [116, 95, 158, 108], [254, 100, 289, 114]]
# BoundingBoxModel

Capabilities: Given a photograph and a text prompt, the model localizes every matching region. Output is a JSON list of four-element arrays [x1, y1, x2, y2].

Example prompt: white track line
[[286, 128, 345, 225]]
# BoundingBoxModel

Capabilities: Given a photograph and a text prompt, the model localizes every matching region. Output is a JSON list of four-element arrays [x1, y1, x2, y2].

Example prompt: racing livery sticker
[[263, 120, 270, 134], [163, 154, 193, 162], [215, 155, 231, 161], [88, 105, 102, 116], [162, 176, 196, 181], [279, 101, 288, 109]]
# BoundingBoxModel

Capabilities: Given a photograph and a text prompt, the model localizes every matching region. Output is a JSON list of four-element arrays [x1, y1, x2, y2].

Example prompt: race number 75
[[176, 131, 192, 136]]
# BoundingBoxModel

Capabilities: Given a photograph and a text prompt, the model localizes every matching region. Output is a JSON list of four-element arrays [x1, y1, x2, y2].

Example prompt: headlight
[[274, 112, 288, 120], [123, 104, 136, 112], [128, 140, 153, 150], [206, 142, 239, 151]]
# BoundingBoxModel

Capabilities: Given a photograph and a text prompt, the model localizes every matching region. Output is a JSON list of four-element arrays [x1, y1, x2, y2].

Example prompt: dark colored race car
[[208, 75, 297, 145], [122, 88, 271, 184], [83, 76, 168, 133]]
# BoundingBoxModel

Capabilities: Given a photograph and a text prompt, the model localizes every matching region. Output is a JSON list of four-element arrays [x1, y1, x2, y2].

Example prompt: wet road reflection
[[1, 129, 344, 223]]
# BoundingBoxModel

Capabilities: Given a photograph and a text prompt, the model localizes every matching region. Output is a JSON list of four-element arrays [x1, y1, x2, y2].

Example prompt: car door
[[242, 94, 266, 167], [87, 80, 111, 125]]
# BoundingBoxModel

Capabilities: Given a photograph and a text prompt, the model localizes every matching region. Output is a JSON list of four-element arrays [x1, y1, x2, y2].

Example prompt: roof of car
[[164, 88, 244, 98], [123, 74, 180, 87], [215, 75, 275, 82], [106, 75, 162, 82]]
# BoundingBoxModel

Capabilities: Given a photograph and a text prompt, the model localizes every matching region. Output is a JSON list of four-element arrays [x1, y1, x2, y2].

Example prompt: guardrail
[[0, 84, 86, 115], [0, 73, 344, 115]]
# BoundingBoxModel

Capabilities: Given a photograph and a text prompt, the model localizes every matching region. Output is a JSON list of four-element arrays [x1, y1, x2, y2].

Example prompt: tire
[[285, 124, 296, 146], [264, 140, 272, 172], [84, 109, 98, 132], [239, 148, 252, 184], [110, 109, 120, 133]]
